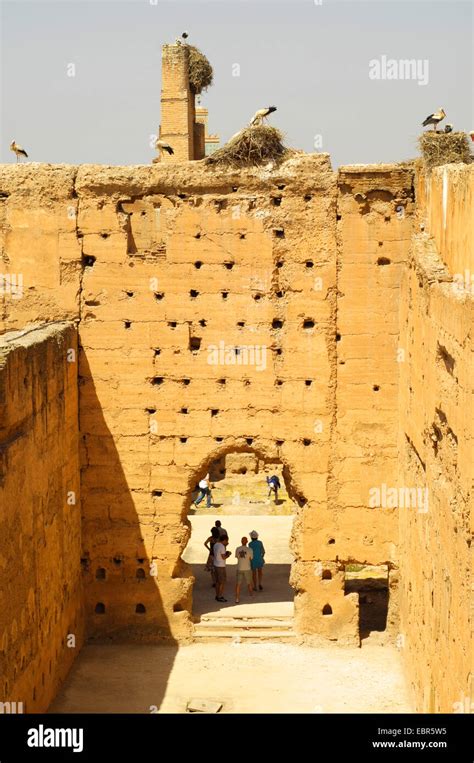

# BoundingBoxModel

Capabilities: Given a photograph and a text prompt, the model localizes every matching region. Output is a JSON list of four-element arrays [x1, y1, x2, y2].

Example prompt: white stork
[[10, 140, 28, 162], [176, 31, 189, 45], [250, 106, 277, 126], [422, 108, 446, 131], [155, 139, 175, 159]]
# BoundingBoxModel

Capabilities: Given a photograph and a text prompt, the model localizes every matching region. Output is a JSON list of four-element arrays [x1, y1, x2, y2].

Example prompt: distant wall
[[398, 208, 473, 710], [415, 163, 474, 277], [0, 322, 84, 712]]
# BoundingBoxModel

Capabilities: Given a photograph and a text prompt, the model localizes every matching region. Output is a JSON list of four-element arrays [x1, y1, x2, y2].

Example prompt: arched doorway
[[181, 447, 299, 639]]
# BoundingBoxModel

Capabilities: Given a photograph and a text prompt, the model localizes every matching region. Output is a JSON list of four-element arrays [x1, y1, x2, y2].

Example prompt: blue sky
[[0, 0, 472, 167]]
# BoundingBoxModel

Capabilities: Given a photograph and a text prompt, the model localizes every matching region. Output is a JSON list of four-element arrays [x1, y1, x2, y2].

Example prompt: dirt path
[[50, 642, 412, 713]]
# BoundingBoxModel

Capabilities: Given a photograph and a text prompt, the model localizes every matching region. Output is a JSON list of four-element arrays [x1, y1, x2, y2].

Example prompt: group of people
[[204, 521, 265, 604], [194, 473, 282, 509]]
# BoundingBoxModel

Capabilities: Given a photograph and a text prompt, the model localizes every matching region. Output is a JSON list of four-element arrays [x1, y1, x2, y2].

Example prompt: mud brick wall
[[398, 167, 473, 712], [0, 158, 419, 648], [0, 322, 84, 712]]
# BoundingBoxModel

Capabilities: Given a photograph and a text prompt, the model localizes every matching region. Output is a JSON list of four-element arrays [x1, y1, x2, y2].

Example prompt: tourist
[[194, 473, 212, 508], [204, 526, 220, 587], [249, 530, 265, 591], [266, 474, 281, 504], [214, 519, 228, 539], [234, 536, 254, 604], [213, 533, 231, 602]]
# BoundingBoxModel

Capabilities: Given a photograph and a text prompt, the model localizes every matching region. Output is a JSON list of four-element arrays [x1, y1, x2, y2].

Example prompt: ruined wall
[[399, 164, 473, 712], [159, 44, 196, 162], [0, 322, 84, 712], [0, 159, 416, 648]]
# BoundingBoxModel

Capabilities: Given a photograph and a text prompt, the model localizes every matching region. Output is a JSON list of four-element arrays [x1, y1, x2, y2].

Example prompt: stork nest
[[187, 45, 213, 94], [205, 125, 291, 168], [418, 131, 471, 171]]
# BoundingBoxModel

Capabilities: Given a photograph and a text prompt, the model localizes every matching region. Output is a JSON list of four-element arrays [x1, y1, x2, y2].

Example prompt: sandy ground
[[50, 642, 412, 713]]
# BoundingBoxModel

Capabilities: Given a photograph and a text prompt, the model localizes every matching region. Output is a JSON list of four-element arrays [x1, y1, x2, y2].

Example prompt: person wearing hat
[[249, 530, 265, 591]]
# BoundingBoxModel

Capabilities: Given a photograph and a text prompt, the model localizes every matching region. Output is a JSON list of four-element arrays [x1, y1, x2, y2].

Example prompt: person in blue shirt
[[249, 530, 265, 591]]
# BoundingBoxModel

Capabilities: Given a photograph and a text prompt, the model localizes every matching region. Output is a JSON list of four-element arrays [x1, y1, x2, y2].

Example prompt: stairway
[[194, 613, 295, 643]]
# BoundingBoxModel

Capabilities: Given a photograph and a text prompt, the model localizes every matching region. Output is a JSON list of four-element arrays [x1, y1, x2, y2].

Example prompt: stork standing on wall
[[176, 31, 189, 45], [422, 108, 446, 131], [155, 139, 175, 160], [10, 140, 28, 162], [250, 106, 277, 126]]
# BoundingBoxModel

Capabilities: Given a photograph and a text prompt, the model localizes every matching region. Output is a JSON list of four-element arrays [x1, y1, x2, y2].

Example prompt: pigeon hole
[[205, 125, 291, 168], [418, 131, 471, 171], [187, 46, 213, 95]]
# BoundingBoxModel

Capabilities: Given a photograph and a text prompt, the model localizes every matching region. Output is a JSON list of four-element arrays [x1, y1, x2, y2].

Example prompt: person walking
[[249, 530, 265, 591], [194, 473, 212, 508], [204, 526, 220, 587], [234, 537, 254, 604], [266, 474, 281, 504], [213, 533, 231, 602]]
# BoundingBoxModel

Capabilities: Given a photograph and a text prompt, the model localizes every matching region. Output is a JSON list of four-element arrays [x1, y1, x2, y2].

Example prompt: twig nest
[[188, 46, 213, 95], [205, 125, 291, 168], [418, 131, 471, 171]]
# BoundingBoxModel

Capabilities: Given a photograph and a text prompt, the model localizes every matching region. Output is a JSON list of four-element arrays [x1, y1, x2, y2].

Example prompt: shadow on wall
[[68, 352, 180, 712]]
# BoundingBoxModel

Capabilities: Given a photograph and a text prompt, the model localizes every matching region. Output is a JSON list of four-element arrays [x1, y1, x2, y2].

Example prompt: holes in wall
[[305, 260, 314, 268], [377, 257, 391, 266], [101, 232, 109, 239], [272, 197, 282, 206], [95, 568, 106, 580], [83, 255, 96, 267], [296, 495, 307, 507], [136, 568, 146, 579], [182, 378, 191, 386], [224, 262, 234, 270], [135, 604, 146, 614], [373, 385, 380, 392], [151, 377, 163, 386], [243, 379, 251, 386], [344, 564, 389, 640], [322, 570, 332, 580], [328, 538, 335, 545], [277, 184, 286, 190], [384, 215, 391, 222], [239, 233, 246, 240], [189, 336, 202, 352], [276, 260, 284, 268], [437, 343, 455, 376], [194, 232, 201, 239], [194, 261, 202, 269], [199, 319, 207, 327], [304, 194, 312, 202], [336, 333, 341, 342], [125, 290, 134, 297], [180, 437, 188, 443], [152, 490, 162, 498], [153, 349, 161, 358], [218, 378, 226, 385], [237, 321, 245, 328], [246, 438, 253, 445], [275, 347, 283, 356], [322, 604, 333, 616], [146, 407, 157, 414], [173, 603, 185, 612], [274, 228, 285, 239], [222, 291, 229, 300], [305, 380, 312, 386], [177, 193, 187, 199], [113, 557, 122, 566], [275, 379, 284, 386], [180, 407, 188, 414], [303, 438, 311, 446], [95, 603, 105, 614], [211, 409, 219, 417], [303, 319, 315, 329], [336, 214, 342, 221], [276, 439, 284, 446], [215, 436, 223, 442], [190, 289, 199, 298], [168, 321, 177, 328], [253, 293, 262, 302], [124, 320, 132, 329], [276, 291, 284, 298], [80, 557, 89, 572], [154, 292, 165, 301], [272, 319, 283, 329]]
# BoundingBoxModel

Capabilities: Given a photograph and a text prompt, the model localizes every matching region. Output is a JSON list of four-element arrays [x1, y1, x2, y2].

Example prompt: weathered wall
[[0, 322, 84, 712], [0, 158, 418, 647], [415, 163, 474, 277], [158, 44, 196, 162], [399, 164, 473, 712]]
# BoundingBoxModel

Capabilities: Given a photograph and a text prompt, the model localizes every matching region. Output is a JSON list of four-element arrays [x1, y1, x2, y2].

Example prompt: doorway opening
[[344, 564, 389, 640], [181, 450, 297, 637]]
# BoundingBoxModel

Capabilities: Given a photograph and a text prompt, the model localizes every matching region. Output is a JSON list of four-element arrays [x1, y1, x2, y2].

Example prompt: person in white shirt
[[234, 537, 254, 604], [213, 534, 231, 602], [194, 473, 212, 508]]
